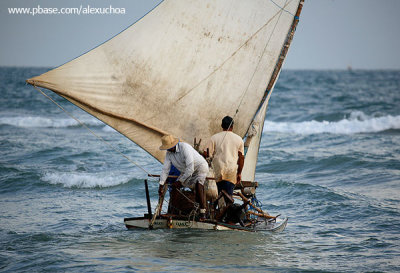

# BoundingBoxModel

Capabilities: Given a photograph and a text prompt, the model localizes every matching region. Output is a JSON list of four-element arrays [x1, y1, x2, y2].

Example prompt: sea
[[0, 67, 399, 272]]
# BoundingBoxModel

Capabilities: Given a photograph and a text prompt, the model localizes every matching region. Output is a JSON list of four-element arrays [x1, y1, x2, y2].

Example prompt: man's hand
[[236, 173, 242, 184], [158, 184, 165, 196]]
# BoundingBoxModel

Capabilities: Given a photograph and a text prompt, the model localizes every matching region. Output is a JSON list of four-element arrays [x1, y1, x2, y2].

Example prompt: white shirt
[[159, 142, 208, 186]]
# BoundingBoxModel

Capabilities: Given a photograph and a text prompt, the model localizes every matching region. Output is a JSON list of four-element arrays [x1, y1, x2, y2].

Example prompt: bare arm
[[237, 151, 244, 183]]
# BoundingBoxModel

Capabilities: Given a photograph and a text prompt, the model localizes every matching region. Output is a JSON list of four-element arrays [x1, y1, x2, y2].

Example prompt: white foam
[[264, 112, 400, 135], [0, 116, 103, 128], [4, 112, 399, 135], [42, 171, 131, 188]]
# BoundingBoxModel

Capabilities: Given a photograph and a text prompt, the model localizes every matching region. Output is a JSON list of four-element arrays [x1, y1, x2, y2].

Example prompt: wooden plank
[[148, 174, 257, 186]]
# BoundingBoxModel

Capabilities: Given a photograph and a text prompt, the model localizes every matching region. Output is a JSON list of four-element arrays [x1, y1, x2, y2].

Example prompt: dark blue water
[[1, 67, 399, 272]]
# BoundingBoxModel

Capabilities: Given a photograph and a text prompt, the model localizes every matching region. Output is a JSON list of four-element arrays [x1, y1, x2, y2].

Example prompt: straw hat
[[159, 134, 179, 150]]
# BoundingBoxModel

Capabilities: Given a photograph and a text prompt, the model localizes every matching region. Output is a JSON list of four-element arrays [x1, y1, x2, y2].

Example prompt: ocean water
[[1, 67, 399, 272]]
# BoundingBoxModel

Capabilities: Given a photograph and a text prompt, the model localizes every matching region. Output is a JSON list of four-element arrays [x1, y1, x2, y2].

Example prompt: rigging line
[[32, 85, 155, 178], [269, 0, 296, 16], [142, 1, 295, 126], [248, 0, 302, 131], [175, 1, 293, 104], [232, 0, 289, 121], [218, 0, 289, 146]]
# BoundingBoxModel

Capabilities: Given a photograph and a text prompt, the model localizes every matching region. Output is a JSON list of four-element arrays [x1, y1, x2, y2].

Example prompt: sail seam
[[26, 80, 168, 137], [240, 0, 304, 180], [233, 0, 290, 121], [211, 0, 290, 161], [173, 0, 295, 105], [247, 0, 304, 136]]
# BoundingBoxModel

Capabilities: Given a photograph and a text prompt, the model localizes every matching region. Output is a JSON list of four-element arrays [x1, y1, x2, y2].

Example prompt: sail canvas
[[27, 0, 302, 181]]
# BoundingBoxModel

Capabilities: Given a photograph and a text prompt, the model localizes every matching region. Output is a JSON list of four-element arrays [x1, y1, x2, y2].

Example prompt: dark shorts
[[217, 180, 235, 196]]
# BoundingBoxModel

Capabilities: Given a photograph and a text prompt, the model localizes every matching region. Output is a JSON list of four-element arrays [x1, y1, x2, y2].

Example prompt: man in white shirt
[[205, 116, 244, 199], [158, 134, 208, 220]]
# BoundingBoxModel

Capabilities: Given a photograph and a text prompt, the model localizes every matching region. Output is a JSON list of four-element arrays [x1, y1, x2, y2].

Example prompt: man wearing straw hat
[[158, 134, 208, 220]]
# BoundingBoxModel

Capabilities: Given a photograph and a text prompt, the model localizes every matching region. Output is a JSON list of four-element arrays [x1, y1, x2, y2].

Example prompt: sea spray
[[264, 111, 400, 135], [0, 116, 103, 128], [42, 171, 132, 188]]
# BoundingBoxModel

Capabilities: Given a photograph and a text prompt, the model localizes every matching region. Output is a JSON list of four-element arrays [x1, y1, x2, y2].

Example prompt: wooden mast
[[253, 0, 305, 121]]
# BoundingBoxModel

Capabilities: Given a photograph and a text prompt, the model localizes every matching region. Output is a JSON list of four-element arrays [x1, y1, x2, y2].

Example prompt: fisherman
[[158, 134, 208, 220], [205, 116, 244, 199]]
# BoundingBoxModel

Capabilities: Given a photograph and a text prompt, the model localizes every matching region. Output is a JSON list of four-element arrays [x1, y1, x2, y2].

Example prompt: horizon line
[[1, 65, 400, 71]]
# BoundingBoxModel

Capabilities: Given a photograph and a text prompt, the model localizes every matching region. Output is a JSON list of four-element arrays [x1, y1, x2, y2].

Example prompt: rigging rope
[[32, 85, 155, 178], [31, 0, 299, 184], [231, 0, 288, 121], [270, 0, 296, 16], [247, 195, 264, 220], [161, 187, 199, 227], [142, 0, 295, 126], [219, 0, 290, 146]]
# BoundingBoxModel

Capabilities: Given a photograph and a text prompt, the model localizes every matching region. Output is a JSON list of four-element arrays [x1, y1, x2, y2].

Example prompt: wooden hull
[[124, 215, 288, 232]]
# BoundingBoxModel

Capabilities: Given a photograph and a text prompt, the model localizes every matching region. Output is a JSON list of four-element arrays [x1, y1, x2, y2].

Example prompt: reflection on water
[[59, 228, 288, 272]]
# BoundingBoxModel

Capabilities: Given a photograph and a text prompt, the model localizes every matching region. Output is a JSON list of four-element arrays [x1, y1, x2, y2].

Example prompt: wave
[[0, 116, 103, 128], [42, 171, 131, 188], [264, 111, 400, 135], [4, 112, 400, 135]]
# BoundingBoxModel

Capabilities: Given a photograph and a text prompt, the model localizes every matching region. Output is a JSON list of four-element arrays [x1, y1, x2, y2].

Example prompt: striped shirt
[[159, 142, 208, 187]]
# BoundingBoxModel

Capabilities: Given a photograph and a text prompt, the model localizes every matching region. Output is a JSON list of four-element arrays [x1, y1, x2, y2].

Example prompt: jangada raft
[[124, 178, 289, 232], [26, 0, 304, 232]]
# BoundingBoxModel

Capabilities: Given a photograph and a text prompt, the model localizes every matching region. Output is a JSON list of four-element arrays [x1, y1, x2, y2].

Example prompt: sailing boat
[[27, 0, 304, 232]]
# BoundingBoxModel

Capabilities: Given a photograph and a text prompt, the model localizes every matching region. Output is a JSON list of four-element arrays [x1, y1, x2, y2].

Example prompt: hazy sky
[[1, 0, 399, 69]]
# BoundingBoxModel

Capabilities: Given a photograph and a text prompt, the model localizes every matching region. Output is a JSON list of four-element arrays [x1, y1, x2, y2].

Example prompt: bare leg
[[196, 182, 206, 220]]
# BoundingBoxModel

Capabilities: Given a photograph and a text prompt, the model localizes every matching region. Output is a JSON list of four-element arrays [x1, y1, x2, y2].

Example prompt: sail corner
[[26, 78, 35, 86]]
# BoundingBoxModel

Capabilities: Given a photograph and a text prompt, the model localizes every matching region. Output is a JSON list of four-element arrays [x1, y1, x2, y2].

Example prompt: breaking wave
[[3, 112, 400, 136], [42, 171, 131, 188], [0, 116, 103, 128], [264, 111, 400, 135]]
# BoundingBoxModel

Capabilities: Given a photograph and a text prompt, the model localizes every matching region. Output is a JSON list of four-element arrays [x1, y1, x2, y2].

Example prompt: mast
[[264, 0, 304, 104], [241, 0, 304, 182], [26, 0, 302, 165]]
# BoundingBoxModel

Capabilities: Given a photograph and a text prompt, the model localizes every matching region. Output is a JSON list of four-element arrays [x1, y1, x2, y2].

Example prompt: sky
[[0, 0, 399, 69]]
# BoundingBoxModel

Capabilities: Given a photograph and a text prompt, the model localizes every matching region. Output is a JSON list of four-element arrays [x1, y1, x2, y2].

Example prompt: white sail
[[27, 0, 303, 180]]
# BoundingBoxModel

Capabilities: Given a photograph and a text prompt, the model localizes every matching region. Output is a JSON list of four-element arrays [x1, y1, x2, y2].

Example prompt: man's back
[[208, 131, 244, 183]]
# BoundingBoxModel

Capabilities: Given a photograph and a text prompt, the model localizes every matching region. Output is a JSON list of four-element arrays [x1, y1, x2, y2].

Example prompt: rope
[[141, 0, 295, 126], [177, 188, 198, 206], [231, 0, 287, 120], [269, 0, 296, 17], [218, 0, 289, 146], [33, 85, 155, 178], [162, 188, 199, 226], [187, 204, 199, 227], [251, 195, 263, 210], [161, 195, 170, 214], [247, 194, 264, 220]]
